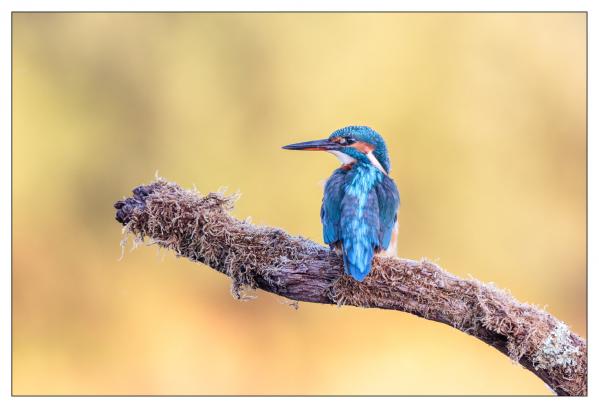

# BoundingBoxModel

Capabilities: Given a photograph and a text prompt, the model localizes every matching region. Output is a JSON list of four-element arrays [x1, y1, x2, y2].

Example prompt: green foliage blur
[[13, 13, 586, 395]]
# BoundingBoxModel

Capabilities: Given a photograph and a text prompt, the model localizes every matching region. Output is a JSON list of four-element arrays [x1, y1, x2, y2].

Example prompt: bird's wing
[[375, 175, 400, 252], [321, 169, 346, 246], [340, 187, 381, 281]]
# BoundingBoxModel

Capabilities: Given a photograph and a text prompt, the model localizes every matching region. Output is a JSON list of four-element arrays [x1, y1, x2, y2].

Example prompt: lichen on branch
[[114, 178, 587, 396]]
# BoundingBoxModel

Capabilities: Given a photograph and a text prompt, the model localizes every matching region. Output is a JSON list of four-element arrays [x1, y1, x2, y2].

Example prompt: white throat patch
[[329, 150, 356, 165], [329, 150, 388, 175]]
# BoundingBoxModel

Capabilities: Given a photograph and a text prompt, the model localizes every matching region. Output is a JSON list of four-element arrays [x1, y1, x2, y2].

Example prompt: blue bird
[[282, 126, 400, 282]]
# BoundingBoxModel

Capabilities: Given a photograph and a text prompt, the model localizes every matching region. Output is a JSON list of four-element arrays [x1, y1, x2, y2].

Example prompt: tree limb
[[113, 178, 587, 396]]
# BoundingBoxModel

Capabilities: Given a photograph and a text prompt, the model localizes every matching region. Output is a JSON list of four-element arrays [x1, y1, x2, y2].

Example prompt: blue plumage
[[284, 126, 400, 282]]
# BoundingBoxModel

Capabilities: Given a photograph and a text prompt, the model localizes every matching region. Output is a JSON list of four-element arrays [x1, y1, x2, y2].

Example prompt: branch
[[114, 178, 587, 396]]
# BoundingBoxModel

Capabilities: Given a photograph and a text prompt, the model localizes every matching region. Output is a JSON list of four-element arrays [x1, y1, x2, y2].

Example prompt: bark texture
[[114, 178, 587, 396]]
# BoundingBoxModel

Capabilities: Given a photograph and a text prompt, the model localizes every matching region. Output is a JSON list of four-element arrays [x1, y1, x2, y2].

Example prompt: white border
[[1, 1, 594, 407]]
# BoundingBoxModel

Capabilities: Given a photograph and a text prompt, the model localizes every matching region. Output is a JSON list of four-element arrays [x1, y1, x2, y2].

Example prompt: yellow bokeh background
[[12, 13, 586, 395]]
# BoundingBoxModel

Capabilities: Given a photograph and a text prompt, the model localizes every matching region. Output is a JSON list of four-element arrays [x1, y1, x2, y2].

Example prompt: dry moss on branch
[[114, 178, 587, 396]]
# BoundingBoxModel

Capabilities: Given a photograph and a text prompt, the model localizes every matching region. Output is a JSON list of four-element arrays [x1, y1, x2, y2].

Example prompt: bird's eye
[[333, 136, 356, 146]]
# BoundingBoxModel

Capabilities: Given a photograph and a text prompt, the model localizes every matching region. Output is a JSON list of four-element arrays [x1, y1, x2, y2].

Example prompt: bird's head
[[282, 126, 391, 174]]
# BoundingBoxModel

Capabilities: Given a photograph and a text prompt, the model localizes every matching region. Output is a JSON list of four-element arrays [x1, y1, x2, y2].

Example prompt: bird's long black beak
[[281, 138, 338, 151]]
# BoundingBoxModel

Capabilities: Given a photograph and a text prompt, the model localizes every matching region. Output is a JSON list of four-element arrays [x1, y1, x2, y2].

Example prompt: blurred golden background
[[13, 13, 586, 395]]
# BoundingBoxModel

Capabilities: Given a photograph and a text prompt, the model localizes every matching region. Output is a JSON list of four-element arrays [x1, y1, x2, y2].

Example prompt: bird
[[282, 126, 400, 282]]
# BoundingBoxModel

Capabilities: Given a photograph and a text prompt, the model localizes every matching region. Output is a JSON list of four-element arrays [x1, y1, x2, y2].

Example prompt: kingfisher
[[282, 126, 400, 282]]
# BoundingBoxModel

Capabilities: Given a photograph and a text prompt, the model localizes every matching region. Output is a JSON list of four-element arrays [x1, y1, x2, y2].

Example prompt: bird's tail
[[342, 240, 375, 282]]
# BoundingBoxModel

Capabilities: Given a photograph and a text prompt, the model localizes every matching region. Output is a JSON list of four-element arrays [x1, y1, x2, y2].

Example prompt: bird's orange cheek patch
[[352, 141, 375, 153]]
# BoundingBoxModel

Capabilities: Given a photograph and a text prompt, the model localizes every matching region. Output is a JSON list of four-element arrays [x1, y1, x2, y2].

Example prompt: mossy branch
[[114, 178, 587, 396]]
